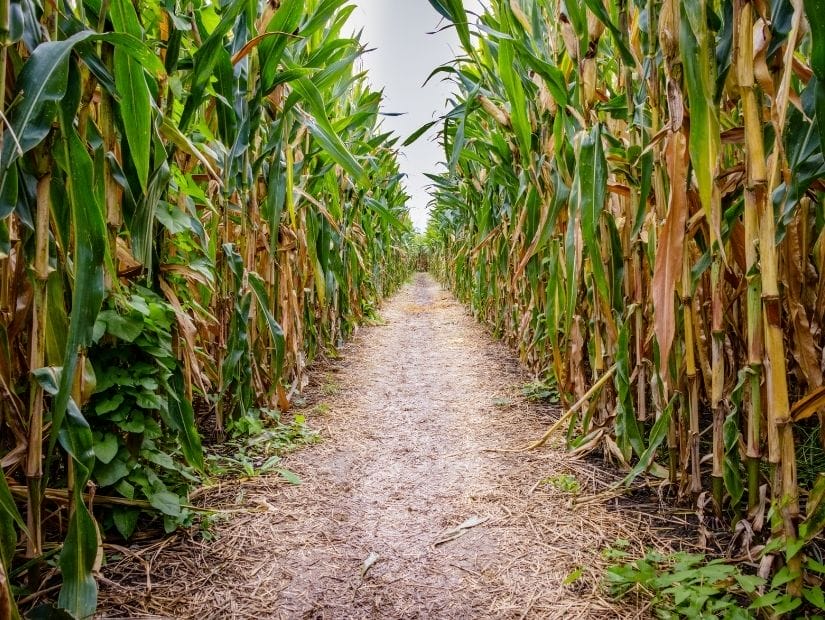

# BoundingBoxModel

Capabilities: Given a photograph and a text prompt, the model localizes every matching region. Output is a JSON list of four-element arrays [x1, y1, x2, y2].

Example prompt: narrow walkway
[[99, 274, 648, 619]]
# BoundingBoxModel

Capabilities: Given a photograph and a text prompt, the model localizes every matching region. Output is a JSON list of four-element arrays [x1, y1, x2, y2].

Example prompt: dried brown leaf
[[652, 130, 688, 369]]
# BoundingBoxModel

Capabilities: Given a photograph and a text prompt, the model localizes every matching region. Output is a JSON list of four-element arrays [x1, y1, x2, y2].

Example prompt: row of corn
[[0, 0, 413, 616], [425, 0, 825, 594]]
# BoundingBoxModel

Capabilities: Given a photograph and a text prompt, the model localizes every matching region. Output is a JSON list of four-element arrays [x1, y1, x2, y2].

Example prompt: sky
[[348, 1, 480, 232]]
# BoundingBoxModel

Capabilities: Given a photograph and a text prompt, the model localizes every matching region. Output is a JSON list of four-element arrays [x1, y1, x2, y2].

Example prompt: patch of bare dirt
[[97, 273, 655, 619]]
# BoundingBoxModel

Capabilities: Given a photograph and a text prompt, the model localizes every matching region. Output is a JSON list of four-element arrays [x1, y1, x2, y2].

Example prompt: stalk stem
[[26, 173, 52, 588]]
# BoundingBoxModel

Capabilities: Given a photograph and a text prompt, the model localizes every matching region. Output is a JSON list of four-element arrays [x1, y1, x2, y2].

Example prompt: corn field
[[0, 0, 413, 616], [426, 0, 825, 594]]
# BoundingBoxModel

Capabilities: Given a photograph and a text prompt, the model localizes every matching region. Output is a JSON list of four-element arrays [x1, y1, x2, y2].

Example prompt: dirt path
[[98, 274, 650, 619]]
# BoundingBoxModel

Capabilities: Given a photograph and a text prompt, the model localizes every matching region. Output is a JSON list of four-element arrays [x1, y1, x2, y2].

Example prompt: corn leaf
[[165, 372, 205, 473], [615, 320, 644, 460], [652, 131, 688, 368], [497, 40, 532, 163], [622, 397, 675, 486], [258, 0, 305, 92], [805, 0, 825, 155], [47, 65, 107, 464], [57, 498, 99, 617], [427, 0, 472, 57], [680, 1, 721, 243], [0, 31, 96, 217], [293, 76, 365, 182], [109, 0, 153, 192], [581, 0, 635, 66], [56, 399, 99, 618], [179, 0, 246, 130], [248, 272, 286, 381], [0, 466, 22, 618], [574, 124, 609, 303]]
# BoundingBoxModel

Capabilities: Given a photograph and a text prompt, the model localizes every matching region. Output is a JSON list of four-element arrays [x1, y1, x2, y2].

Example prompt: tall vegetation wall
[[0, 0, 412, 615], [426, 0, 825, 589]]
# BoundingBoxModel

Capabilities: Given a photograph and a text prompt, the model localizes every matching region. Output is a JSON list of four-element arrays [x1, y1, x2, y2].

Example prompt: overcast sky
[[349, 1, 480, 232]]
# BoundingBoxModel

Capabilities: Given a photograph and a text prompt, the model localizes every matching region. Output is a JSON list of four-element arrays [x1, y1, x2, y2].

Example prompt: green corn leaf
[[448, 115, 467, 172], [0, 466, 23, 619], [47, 65, 107, 468], [47, 70, 105, 619], [293, 76, 365, 182], [302, 0, 347, 39], [57, 499, 99, 619], [427, 0, 453, 22], [1, 34, 83, 155], [109, 0, 153, 192], [364, 197, 407, 231], [622, 396, 675, 486], [575, 124, 610, 303], [101, 33, 165, 76], [403, 121, 439, 147], [57, 400, 96, 481], [262, 131, 286, 254], [427, 0, 472, 57], [0, 168, 16, 225], [805, 0, 825, 155], [0, 28, 161, 217], [179, 0, 246, 131], [126, 160, 170, 272], [723, 411, 744, 508], [680, 1, 721, 244], [615, 319, 644, 460], [160, 117, 219, 181], [512, 41, 567, 107], [800, 474, 825, 544], [213, 47, 237, 143], [0, 30, 95, 218], [0, 468, 26, 539], [220, 244, 254, 418], [724, 368, 753, 508], [57, 401, 99, 619], [258, 0, 305, 92], [165, 371, 205, 473], [497, 40, 532, 163], [248, 272, 286, 381]]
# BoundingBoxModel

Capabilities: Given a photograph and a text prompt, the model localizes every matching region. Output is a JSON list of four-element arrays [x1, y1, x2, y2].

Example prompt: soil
[[97, 273, 658, 619]]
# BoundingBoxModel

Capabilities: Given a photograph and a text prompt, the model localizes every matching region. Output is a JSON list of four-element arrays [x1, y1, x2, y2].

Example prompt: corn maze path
[[98, 273, 651, 619]]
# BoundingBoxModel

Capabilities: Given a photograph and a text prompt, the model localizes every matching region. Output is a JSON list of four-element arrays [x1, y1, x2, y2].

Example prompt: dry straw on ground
[[97, 275, 669, 619]]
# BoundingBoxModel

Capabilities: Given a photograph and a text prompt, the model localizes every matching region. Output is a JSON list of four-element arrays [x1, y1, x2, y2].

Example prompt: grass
[[207, 410, 319, 480], [321, 378, 341, 397], [521, 380, 560, 404], [542, 474, 581, 495]]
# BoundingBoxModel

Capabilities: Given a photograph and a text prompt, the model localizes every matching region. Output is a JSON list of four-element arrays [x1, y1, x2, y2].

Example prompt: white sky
[[349, 1, 483, 232]]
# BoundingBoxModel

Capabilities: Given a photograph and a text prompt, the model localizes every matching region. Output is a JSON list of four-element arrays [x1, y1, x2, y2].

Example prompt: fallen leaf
[[277, 385, 291, 412], [434, 515, 490, 546], [276, 468, 301, 485], [361, 551, 380, 577]]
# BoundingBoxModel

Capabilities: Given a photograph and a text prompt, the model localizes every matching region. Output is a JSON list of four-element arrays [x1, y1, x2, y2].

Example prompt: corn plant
[[424, 0, 825, 596], [0, 0, 412, 616]]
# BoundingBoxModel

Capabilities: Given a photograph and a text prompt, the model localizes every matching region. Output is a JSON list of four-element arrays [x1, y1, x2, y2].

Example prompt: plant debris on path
[[97, 274, 656, 619]]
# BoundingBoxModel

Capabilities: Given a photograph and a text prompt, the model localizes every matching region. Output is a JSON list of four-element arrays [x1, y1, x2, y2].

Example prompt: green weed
[[542, 474, 581, 494], [604, 546, 825, 619]]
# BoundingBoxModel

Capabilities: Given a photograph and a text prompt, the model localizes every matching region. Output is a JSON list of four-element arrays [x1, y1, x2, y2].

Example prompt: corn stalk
[[424, 0, 825, 592]]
